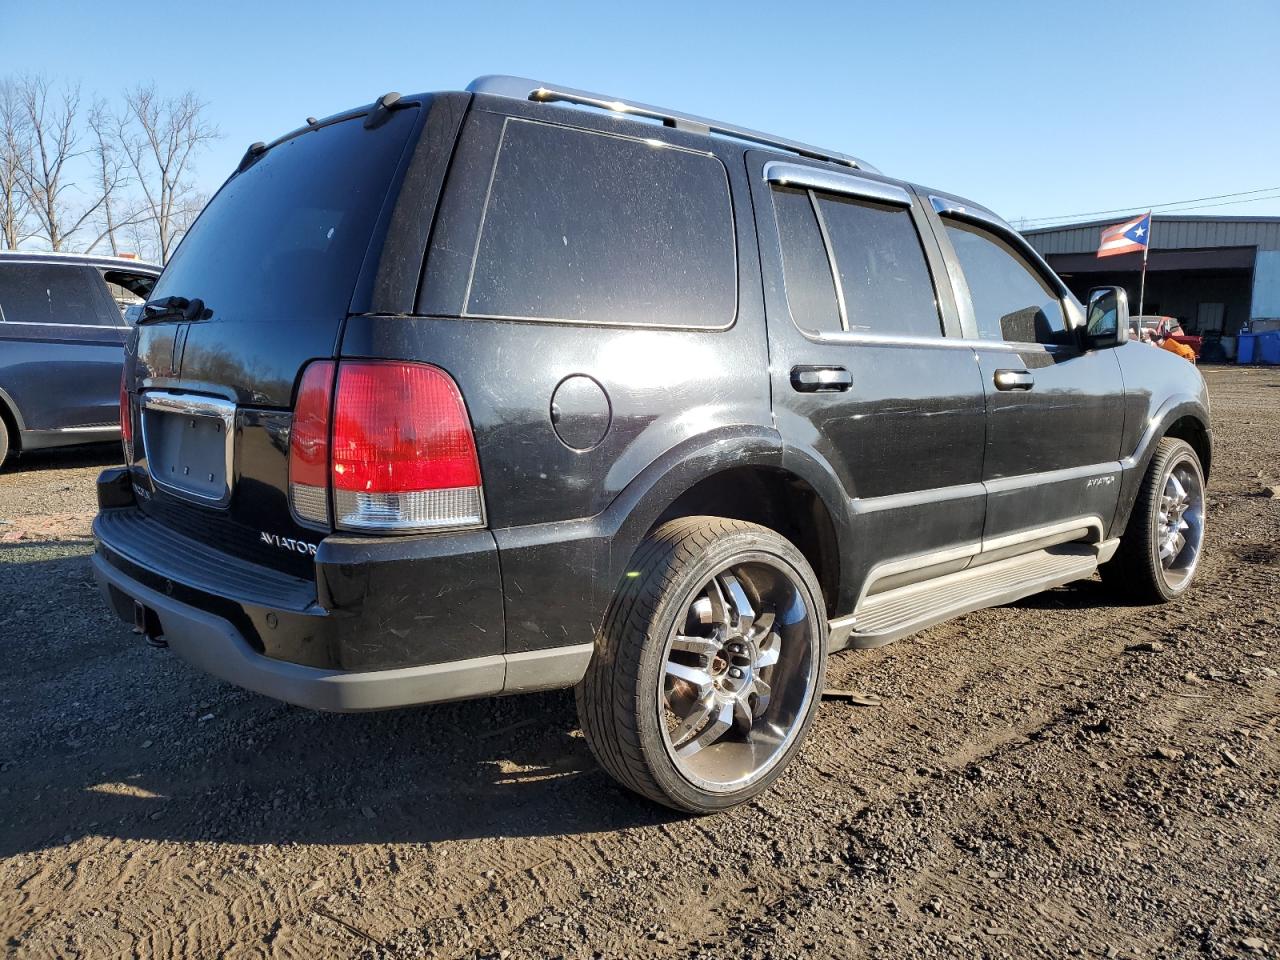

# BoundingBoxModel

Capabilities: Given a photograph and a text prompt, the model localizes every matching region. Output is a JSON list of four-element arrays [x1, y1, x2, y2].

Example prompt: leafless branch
[[118, 85, 219, 263], [0, 78, 34, 249]]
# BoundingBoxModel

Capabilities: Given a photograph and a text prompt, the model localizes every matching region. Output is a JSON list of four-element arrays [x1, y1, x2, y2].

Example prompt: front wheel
[[576, 517, 827, 813], [1102, 437, 1206, 603]]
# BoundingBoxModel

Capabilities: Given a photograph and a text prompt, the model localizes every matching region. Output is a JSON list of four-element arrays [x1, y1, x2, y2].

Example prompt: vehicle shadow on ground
[[0, 548, 680, 857], [4, 442, 121, 474], [3, 693, 679, 857], [1009, 577, 1146, 611]]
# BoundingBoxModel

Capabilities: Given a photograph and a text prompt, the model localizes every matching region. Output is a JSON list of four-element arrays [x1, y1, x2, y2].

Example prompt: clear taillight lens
[[120, 371, 133, 463], [288, 361, 335, 526], [331, 361, 484, 532]]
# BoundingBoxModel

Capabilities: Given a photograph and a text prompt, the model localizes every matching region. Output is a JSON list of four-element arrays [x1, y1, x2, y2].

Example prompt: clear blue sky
[[6, 0, 1280, 226]]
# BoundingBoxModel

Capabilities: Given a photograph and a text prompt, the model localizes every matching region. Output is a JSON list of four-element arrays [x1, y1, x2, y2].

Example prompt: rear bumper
[[92, 470, 593, 711], [94, 552, 518, 711]]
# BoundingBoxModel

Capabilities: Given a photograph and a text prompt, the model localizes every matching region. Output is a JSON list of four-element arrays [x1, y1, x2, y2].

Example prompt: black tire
[[576, 517, 828, 813], [1102, 437, 1206, 604]]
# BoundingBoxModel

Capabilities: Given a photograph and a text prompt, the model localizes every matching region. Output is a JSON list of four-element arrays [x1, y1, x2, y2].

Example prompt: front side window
[[770, 184, 941, 338], [467, 119, 737, 328], [944, 221, 1070, 345], [0, 263, 109, 325]]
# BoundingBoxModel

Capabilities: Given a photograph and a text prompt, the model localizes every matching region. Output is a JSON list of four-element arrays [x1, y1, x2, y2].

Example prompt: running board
[[829, 543, 1112, 652]]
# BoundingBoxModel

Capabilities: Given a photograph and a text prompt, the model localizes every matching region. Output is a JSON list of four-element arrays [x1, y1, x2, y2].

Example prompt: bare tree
[[118, 85, 218, 262], [85, 99, 128, 255], [14, 75, 108, 250], [0, 79, 33, 249]]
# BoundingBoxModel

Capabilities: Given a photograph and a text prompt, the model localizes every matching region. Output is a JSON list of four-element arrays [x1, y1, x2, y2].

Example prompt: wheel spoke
[[671, 634, 721, 657], [676, 700, 734, 758], [669, 692, 716, 749], [755, 634, 781, 670], [705, 577, 730, 629], [665, 661, 713, 689], [751, 678, 772, 718], [719, 573, 755, 635], [1167, 473, 1186, 503], [749, 610, 775, 641]]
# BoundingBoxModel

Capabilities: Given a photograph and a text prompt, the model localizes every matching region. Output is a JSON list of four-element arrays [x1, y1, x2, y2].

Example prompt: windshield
[[152, 106, 418, 324]]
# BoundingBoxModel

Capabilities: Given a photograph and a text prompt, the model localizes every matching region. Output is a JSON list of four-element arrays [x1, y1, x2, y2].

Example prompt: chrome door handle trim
[[791, 365, 853, 392], [993, 369, 1034, 391]]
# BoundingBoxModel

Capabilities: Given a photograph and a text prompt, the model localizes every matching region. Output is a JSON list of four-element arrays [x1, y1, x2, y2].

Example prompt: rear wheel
[[576, 517, 827, 813], [1102, 437, 1206, 603], [0, 417, 10, 469]]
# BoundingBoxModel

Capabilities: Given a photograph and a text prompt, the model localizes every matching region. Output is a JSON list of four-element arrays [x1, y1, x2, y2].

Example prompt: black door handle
[[993, 369, 1034, 391], [791, 365, 852, 392]]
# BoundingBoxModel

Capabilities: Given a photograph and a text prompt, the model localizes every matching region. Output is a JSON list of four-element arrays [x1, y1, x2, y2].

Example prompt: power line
[[1018, 186, 1280, 227]]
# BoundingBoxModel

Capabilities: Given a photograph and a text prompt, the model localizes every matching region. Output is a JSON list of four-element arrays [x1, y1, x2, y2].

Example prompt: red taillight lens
[[288, 361, 335, 526], [119, 371, 133, 462], [331, 361, 484, 531]]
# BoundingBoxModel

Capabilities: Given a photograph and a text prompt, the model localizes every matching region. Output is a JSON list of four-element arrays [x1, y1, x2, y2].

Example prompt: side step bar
[[829, 541, 1118, 652]]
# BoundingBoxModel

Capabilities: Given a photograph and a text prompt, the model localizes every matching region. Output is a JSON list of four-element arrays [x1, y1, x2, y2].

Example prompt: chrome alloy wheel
[[658, 559, 818, 793], [1157, 455, 1205, 591]]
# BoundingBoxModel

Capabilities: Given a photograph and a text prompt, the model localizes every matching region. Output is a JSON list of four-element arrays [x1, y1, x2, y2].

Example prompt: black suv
[[0, 251, 159, 466], [93, 77, 1211, 812]]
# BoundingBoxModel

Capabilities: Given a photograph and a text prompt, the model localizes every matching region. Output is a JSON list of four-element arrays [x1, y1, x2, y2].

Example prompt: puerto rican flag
[[1097, 212, 1152, 258]]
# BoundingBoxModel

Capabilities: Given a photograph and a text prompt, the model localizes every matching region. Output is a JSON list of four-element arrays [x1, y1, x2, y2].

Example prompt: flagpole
[[1137, 214, 1151, 316]]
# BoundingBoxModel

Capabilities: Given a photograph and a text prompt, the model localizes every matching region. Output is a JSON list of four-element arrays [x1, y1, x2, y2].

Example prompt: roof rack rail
[[466, 75, 877, 173]]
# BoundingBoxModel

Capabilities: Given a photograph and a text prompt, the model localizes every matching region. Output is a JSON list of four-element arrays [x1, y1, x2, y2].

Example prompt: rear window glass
[[152, 108, 418, 323], [0, 263, 113, 325], [466, 119, 736, 328]]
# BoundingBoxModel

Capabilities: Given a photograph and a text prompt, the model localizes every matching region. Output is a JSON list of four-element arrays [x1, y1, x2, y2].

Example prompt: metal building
[[1023, 216, 1280, 350]]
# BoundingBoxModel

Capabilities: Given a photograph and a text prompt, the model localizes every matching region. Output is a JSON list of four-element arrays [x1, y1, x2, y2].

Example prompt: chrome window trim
[[0, 319, 115, 330], [139, 391, 237, 507], [765, 161, 911, 207]]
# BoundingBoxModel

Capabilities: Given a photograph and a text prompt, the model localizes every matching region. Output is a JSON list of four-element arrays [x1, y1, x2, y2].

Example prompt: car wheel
[[0, 417, 10, 469], [1102, 437, 1206, 603], [576, 517, 827, 813]]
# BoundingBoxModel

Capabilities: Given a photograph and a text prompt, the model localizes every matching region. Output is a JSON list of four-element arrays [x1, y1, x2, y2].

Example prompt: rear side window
[[466, 119, 736, 328], [0, 263, 112, 325], [943, 221, 1069, 345], [770, 185, 941, 337], [772, 186, 841, 334]]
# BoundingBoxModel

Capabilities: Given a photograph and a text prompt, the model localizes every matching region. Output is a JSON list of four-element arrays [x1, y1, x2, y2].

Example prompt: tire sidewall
[[1142, 440, 1204, 601], [633, 529, 828, 812]]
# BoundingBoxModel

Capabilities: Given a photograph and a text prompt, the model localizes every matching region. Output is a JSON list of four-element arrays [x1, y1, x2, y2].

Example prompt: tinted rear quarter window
[[465, 119, 736, 328], [771, 186, 841, 334], [943, 221, 1069, 345], [770, 185, 941, 338], [152, 107, 418, 324], [0, 263, 112, 325]]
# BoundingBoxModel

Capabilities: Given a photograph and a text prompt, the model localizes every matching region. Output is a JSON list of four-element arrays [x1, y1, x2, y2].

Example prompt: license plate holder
[[140, 392, 236, 506]]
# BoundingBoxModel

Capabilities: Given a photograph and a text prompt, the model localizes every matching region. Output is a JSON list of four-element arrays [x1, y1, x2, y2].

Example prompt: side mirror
[[1085, 285, 1130, 349]]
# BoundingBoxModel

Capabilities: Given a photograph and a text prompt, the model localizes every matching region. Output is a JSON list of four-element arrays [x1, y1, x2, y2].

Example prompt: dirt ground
[[1, 367, 1277, 960]]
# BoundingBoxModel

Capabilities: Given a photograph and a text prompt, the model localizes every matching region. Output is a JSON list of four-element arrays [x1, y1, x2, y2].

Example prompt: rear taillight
[[287, 360, 484, 533], [332, 361, 484, 531], [288, 361, 335, 526], [120, 371, 133, 463]]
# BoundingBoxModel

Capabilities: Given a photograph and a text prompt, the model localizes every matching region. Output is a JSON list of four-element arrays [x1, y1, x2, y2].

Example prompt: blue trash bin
[[1260, 331, 1280, 365], [1237, 333, 1256, 364]]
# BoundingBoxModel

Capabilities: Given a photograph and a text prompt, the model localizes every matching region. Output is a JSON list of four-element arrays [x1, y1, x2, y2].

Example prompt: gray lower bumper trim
[[93, 553, 594, 712]]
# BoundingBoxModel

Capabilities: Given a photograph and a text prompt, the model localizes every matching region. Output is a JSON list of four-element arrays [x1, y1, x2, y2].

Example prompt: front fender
[[1111, 392, 1212, 536]]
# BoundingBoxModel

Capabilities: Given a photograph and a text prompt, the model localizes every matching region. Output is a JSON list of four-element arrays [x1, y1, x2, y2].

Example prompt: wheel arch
[[0, 386, 23, 454], [602, 430, 852, 619]]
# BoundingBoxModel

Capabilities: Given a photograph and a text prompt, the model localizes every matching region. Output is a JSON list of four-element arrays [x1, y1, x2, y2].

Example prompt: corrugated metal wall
[[1024, 217, 1280, 255]]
